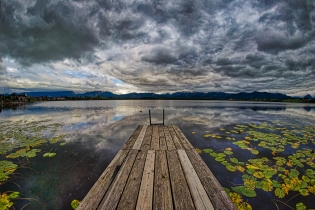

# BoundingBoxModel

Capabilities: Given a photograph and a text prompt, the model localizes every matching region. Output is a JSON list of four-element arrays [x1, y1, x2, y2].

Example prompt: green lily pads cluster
[[0, 160, 18, 182], [0, 119, 67, 208], [0, 192, 20, 210], [202, 121, 315, 209], [6, 148, 41, 159]]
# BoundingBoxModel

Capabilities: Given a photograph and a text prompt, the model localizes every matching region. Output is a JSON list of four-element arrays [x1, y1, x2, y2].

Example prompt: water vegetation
[[0, 119, 67, 209], [201, 121, 315, 209], [71, 199, 81, 209]]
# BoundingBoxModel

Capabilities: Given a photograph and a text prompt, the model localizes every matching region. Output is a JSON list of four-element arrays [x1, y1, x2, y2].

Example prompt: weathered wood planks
[[153, 150, 173, 210], [77, 149, 130, 210], [186, 149, 237, 210], [178, 150, 214, 210], [136, 150, 155, 210], [133, 125, 148, 149], [78, 125, 236, 210]]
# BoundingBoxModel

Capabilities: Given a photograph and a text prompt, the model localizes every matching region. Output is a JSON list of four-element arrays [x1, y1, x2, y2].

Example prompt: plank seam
[[133, 125, 148, 149], [97, 150, 139, 210]]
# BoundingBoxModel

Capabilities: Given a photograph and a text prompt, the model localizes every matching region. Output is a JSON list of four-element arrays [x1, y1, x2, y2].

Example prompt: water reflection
[[1, 100, 315, 210]]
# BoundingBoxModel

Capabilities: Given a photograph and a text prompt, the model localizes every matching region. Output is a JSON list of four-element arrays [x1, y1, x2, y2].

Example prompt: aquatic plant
[[0, 192, 20, 210], [71, 199, 81, 209], [202, 121, 315, 209], [0, 119, 67, 209]]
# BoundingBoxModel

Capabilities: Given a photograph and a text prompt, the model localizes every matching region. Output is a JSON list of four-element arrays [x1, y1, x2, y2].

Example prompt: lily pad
[[288, 169, 299, 178], [43, 152, 56, 158], [71, 199, 81, 209], [250, 149, 259, 155], [215, 157, 225, 162], [253, 171, 264, 179], [274, 188, 285, 198], [232, 186, 257, 197], [296, 202, 307, 210], [226, 165, 237, 172], [8, 192, 19, 199], [203, 149, 213, 153], [299, 189, 309, 196]]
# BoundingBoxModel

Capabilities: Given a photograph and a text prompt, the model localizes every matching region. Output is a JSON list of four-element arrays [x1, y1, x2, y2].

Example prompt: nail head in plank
[[117, 150, 147, 210], [177, 150, 214, 210], [154, 150, 173, 210], [186, 149, 237, 210], [166, 150, 195, 210], [99, 150, 139, 210], [133, 125, 148, 149], [77, 149, 130, 210], [136, 150, 155, 210]]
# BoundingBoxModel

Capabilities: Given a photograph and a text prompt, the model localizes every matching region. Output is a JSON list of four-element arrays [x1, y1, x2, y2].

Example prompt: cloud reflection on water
[[1, 100, 315, 209]]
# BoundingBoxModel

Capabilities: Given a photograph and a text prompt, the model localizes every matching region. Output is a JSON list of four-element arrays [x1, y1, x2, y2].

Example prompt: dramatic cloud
[[1, 0, 314, 95]]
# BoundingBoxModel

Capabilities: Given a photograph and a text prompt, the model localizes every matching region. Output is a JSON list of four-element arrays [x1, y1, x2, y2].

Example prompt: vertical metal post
[[149, 109, 151, 125], [163, 109, 164, 125]]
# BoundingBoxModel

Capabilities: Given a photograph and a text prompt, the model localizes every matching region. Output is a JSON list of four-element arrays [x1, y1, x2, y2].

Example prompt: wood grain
[[136, 150, 155, 210], [186, 149, 237, 210], [151, 126, 160, 150], [133, 125, 148, 149], [77, 149, 130, 210], [98, 150, 138, 210], [163, 127, 176, 150], [167, 150, 195, 210], [122, 125, 143, 150], [172, 125, 194, 149], [168, 126, 184, 149], [117, 150, 147, 210], [140, 126, 153, 150], [153, 150, 173, 210], [177, 150, 214, 210]]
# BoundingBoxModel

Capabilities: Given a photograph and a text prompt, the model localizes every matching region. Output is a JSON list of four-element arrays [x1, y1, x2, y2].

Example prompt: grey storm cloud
[[0, 0, 315, 95]]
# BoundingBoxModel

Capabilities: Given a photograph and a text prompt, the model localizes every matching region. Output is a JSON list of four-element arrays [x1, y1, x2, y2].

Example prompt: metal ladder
[[148, 109, 164, 125]]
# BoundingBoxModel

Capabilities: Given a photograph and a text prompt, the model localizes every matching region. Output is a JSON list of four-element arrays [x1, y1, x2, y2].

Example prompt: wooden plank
[[177, 150, 214, 210], [77, 149, 130, 210], [168, 126, 184, 150], [158, 126, 165, 137], [186, 149, 237, 210], [159, 137, 167, 150], [122, 125, 143, 150], [172, 125, 194, 149], [98, 150, 138, 210], [133, 125, 148, 149], [163, 127, 176, 150], [117, 150, 147, 210], [140, 126, 153, 150], [151, 126, 160, 150], [136, 150, 155, 210], [166, 150, 195, 210], [153, 151, 173, 210]]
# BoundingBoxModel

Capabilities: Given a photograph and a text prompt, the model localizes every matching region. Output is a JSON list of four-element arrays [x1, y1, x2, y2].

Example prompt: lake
[[1, 100, 315, 210]]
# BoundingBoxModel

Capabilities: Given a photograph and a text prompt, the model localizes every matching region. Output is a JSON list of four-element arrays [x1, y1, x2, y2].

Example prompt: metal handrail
[[149, 109, 164, 125]]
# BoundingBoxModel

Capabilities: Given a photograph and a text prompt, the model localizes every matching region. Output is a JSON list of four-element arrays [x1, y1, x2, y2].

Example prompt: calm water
[[1, 100, 315, 210]]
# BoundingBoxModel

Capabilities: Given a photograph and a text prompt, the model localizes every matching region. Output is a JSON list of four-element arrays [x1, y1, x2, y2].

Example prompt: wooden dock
[[77, 125, 236, 210]]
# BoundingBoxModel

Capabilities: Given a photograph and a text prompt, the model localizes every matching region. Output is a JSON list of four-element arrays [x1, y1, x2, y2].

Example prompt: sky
[[0, 0, 314, 96]]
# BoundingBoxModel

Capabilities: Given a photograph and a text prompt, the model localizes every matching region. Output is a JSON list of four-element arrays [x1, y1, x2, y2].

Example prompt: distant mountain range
[[22, 91, 314, 100]]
